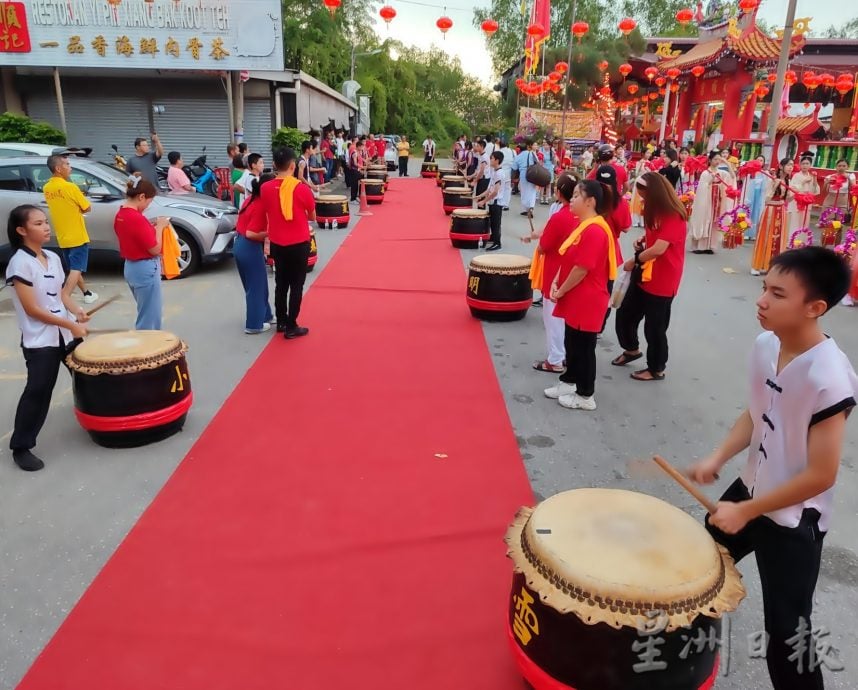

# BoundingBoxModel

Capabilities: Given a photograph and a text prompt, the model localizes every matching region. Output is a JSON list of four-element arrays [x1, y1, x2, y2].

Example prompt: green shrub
[[0, 112, 66, 145], [271, 127, 306, 152]]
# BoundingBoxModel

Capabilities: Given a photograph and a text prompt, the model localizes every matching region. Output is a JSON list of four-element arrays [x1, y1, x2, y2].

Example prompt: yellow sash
[[161, 224, 181, 280], [641, 260, 654, 282], [528, 246, 544, 289], [558, 216, 617, 280], [278, 176, 301, 221]]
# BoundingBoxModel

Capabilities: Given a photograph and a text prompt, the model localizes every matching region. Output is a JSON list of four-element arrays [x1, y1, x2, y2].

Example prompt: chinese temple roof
[[660, 26, 806, 73], [776, 112, 821, 137]]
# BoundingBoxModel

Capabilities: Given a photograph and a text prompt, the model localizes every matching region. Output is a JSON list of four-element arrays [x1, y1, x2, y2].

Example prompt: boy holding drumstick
[[689, 247, 857, 689]]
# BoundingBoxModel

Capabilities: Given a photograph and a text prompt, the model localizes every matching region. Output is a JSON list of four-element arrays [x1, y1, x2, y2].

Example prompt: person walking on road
[[43, 154, 98, 305], [397, 135, 411, 177], [126, 133, 164, 189], [235, 173, 275, 334]]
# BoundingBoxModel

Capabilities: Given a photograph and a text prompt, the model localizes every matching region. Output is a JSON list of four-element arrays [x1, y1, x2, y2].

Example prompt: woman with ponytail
[[543, 180, 617, 411], [235, 173, 276, 334], [594, 164, 631, 333]]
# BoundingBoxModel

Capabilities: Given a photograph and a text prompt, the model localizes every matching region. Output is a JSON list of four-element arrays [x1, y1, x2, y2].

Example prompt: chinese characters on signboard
[[0, 0, 283, 71]]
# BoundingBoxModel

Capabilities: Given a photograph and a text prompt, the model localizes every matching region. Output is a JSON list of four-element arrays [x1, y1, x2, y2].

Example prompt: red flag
[[524, 0, 551, 76]]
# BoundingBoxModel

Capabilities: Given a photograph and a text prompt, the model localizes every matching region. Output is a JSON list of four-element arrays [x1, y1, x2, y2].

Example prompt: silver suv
[[0, 156, 236, 276]]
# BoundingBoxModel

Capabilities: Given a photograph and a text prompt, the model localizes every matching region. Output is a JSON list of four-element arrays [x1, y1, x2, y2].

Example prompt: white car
[[382, 135, 400, 171], [0, 142, 92, 158]]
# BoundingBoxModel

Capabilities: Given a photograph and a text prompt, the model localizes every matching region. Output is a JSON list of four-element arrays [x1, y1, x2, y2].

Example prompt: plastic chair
[[214, 167, 232, 201]]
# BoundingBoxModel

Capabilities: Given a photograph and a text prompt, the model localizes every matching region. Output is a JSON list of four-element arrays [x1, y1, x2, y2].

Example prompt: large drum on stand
[[421, 161, 438, 178], [67, 330, 193, 448], [316, 194, 350, 229], [449, 208, 490, 248], [307, 228, 318, 272], [364, 178, 386, 204], [442, 186, 472, 215], [440, 174, 467, 191], [436, 167, 457, 188], [466, 254, 532, 321], [505, 489, 745, 690]]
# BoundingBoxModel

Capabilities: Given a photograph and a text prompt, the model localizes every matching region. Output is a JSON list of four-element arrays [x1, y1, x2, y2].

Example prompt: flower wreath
[[788, 228, 814, 249], [717, 204, 752, 233], [834, 229, 857, 262], [819, 206, 845, 229]]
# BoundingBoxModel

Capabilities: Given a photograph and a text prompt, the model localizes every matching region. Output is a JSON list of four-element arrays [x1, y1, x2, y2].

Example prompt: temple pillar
[[674, 82, 693, 143], [722, 68, 755, 141]]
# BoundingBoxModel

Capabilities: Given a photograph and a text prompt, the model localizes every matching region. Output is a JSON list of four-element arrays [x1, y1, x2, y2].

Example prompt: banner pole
[[556, 0, 577, 160]]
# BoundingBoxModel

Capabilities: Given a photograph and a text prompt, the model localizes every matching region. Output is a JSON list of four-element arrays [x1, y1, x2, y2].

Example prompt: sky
[[371, 0, 844, 86]]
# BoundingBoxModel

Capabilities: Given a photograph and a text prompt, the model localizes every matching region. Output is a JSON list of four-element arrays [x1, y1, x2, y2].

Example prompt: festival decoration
[[436, 15, 453, 37], [627, 83, 639, 95], [658, 87, 666, 96], [670, 83, 679, 93], [754, 84, 769, 98], [618, 18, 637, 36], [655, 77, 666, 88], [571, 21, 589, 41], [644, 66, 658, 82], [836, 76, 855, 97], [834, 229, 857, 263], [820, 73, 836, 88], [548, 70, 562, 83], [527, 23, 545, 38], [379, 5, 396, 25], [676, 8, 694, 25], [555, 61, 568, 74], [788, 228, 814, 249], [666, 67, 681, 80], [738, 0, 759, 10], [679, 184, 696, 215], [619, 63, 632, 78], [819, 207, 846, 246], [802, 72, 820, 91], [691, 65, 705, 78], [766, 72, 777, 83], [480, 18, 499, 37], [598, 60, 609, 72], [323, 0, 341, 18], [784, 70, 798, 86], [648, 91, 659, 100], [717, 205, 752, 249], [794, 193, 817, 212]]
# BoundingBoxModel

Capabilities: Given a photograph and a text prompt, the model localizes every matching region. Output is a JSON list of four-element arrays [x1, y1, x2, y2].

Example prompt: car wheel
[[206, 178, 219, 198], [174, 227, 201, 277]]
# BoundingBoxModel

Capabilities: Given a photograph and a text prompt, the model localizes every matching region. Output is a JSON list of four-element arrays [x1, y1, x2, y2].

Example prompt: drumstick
[[85, 294, 121, 317], [652, 455, 718, 514]]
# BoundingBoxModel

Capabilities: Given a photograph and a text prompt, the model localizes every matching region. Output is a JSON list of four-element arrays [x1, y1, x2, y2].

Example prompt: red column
[[721, 69, 755, 141], [674, 82, 693, 143]]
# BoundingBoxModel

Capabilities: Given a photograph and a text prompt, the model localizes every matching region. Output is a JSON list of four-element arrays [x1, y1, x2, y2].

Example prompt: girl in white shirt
[[5, 205, 89, 472]]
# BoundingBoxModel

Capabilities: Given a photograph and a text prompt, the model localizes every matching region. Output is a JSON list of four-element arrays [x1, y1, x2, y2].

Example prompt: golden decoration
[[775, 17, 812, 39], [655, 42, 681, 59]]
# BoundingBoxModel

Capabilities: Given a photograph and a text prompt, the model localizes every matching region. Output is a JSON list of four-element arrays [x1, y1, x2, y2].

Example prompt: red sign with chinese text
[[0, 2, 30, 53]]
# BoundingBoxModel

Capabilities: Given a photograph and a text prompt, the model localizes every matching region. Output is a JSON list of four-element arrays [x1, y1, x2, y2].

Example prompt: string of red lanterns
[[480, 18, 498, 37]]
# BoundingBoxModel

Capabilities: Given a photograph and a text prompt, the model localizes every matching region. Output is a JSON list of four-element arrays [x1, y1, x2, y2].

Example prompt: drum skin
[[366, 167, 388, 182], [69, 336, 192, 449], [436, 168, 456, 187], [442, 187, 472, 215], [421, 161, 438, 178], [508, 572, 719, 690], [364, 179, 385, 204], [450, 210, 490, 248], [466, 256, 532, 321], [307, 229, 318, 272], [316, 195, 350, 229], [440, 175, 467, 191]]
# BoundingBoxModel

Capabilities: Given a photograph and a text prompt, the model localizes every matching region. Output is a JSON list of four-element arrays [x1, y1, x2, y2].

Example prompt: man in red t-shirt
[[261, 147, 316, 339]]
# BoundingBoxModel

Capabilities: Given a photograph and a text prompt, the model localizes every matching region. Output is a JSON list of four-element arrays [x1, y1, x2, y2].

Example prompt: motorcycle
[[181, 146, 218, 197], [111, 144, 126, 171]]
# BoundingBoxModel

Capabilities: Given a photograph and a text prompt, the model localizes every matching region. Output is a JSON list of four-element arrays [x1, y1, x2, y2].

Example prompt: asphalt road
[[1, 162, 857, 689]]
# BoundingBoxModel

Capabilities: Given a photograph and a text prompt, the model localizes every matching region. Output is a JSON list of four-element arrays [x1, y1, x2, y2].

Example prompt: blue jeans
[[233, 235, 273, 330], [124, 258, 162, 330], [324, 158, 334, 182]]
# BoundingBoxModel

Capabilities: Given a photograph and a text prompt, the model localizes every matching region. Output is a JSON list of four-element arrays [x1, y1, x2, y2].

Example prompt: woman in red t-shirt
[[235, 173, 275, 334], [544, 180, 617, 411], [526, 174, 578, 373], [593, 164, 631, 334], [612, 172, 688, 381], [113, 178, 166, 330]]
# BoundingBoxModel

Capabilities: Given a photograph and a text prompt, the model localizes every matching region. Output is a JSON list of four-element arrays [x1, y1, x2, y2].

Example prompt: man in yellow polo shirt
[[43, 155, 98, 304]]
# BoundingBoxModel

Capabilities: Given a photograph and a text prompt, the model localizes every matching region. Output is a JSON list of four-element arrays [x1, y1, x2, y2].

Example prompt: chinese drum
[[505, 489, 745, 690], [440, 174, 467, 191], [442, 186, 472, 215], [316, 194, 350, 229], [307, 228, 318, 272], [450, 208, 490, 248], [421, 161, 438, 178], [364, 178, 385, 204], [466, 254, 532, 321], [367, 165, 388, 182], [437, 167, 457, 187], [67, 331, 193, 448]]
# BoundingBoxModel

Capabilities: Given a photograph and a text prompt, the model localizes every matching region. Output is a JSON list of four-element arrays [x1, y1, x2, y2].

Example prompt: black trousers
[[271, 241, 310, 329], [615, 279, 673, 373], [349, 169, 360, 201], [600, 279, 614, 334], [558, 325, 597, 398], [476, 178, 489, 197], [398, 156, 408, 176], [488, 203, 503, 244], [10, 345, 68, 452], [707, 479, 825, 690]]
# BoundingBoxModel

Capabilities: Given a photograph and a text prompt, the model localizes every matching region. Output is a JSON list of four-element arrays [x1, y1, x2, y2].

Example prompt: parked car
[[0, 142, 92, 158], [382, 135, 401, 171], [0, 156, 236, 276]]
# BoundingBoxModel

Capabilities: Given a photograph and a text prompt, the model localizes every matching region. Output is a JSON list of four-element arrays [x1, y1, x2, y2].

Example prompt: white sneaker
[[83, 291, 98, 304], [842, 295, 855, 307], [750, 269, 761, 276], [244, 323, 272, 334], [558, 393, 597, 411], [544, 382, 576, 399]]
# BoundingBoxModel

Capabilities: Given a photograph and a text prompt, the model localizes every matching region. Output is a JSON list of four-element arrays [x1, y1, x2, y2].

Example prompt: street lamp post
[[351, 47, 383, 82]]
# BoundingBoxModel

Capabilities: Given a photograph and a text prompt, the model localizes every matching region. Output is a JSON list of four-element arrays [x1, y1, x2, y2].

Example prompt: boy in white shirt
[[689, 246, 857, 690], [475, 151, 506, 251]]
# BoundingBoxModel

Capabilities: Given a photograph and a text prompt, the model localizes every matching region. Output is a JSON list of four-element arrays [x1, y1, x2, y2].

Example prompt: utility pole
[[556, 0, 578, 161], [763, 0, 798, 166]]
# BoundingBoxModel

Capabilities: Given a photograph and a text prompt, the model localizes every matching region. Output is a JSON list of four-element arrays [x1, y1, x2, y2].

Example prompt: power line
[[393, 0, 482, 15]]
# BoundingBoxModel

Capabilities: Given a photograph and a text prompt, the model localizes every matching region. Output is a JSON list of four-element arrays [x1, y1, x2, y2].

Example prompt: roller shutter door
[[243, 99, 272, 164], [151, 97, 232, 168]]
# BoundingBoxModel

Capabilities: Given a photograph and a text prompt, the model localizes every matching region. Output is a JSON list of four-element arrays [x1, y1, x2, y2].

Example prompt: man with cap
[[588, 144, 629, 193]]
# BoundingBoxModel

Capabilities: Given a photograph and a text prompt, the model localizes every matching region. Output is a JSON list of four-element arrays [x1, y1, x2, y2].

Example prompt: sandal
[[611, 352, 642, 367], [631, 369, 665, 381], [533, 360, 565, 373]]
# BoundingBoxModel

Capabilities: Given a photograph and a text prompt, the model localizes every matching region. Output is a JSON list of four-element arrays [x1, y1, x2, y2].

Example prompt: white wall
[[295, 85, 354, 131]]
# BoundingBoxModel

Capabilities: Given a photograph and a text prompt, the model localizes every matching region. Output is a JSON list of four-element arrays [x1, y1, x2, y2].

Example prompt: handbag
[[525, 152, 551, 187]]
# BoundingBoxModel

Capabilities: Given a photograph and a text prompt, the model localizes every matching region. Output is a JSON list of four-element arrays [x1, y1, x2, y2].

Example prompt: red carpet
[[18, 178, 534, 690]]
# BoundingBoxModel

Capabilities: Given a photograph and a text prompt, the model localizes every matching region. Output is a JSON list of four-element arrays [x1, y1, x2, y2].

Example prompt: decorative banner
[[0, 0, 284, 71], [523, 0, 550, 76], [519, 107, 601, 140]]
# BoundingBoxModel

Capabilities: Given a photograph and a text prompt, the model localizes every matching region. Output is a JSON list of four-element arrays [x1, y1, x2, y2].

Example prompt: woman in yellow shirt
[[397, 136, 411, 177]]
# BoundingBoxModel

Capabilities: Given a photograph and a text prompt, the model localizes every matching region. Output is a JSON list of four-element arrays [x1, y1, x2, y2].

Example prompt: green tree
[[820, 17, 858, 38], [0, 112, 66, 145]]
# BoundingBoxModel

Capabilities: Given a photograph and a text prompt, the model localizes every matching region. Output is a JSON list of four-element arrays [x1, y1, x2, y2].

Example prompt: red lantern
[[619, 63, 632, 78], [655, 76, 666, 87], [546, 71, 560, 83], [618, 17, 637, 36], [766, 72, 777, 83], [670, 83, 679, 93], [676, 8, 694, 25], [802, 72, 820, 91], [527, 23, 545, 38], [691, 65, 705, 78], [480, 18, 499, 37], [644, 66, 658, 82], [755, 84, 769, 98], [784, 69, 797, 86], [551, 84, 561, 94], [666, 67, 681, 80], [627, 83, 639, 95], [658, 87, 667, 96], [515, 78, 525, 88], [555, 61, 569, 74], [598, 60, 609, 72], [571, 21, 589, 41], [600, 86, 612, 98], [836, 80, 854, 96], [649, 92, 659, 100], [379, 5, 396, 24], [436, 15, 453, 36], [818, 73, 835, 88], [322, 0, 340, 18], [738, 0, 758, 11]]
